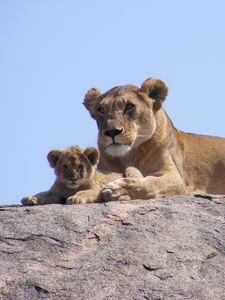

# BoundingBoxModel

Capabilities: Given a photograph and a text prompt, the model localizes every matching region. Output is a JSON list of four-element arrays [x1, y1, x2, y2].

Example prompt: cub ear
[[83, 88, 102, 119], [47, 149, 62, 168], [141, 78, 168, 110], [83, 147, 100, 166]]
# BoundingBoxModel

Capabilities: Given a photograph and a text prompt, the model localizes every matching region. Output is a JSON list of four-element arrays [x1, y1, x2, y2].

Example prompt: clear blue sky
[[1, 1, 225, 205]]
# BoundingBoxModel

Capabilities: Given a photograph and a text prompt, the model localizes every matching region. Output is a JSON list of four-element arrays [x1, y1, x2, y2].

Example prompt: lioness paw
[[101, 187, 131, 202], [102, 177, 144, 201], [125, 167, 143, 178], [101, 179, 130, 202], [21, 196, 39, 206]]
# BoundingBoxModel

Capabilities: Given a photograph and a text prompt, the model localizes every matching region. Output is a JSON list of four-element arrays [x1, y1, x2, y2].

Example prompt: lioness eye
[[97, 106, 105, 115], [63, 165, 69, 171], [125, 103, 135, 112]]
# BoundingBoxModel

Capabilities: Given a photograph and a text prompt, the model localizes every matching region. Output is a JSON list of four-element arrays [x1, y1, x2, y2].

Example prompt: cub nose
[[104, 128, 123, 139]]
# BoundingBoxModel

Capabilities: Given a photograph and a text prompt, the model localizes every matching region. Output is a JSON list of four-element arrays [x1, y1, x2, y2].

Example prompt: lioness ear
[[83, 147, 100, 166], [47, 149, 62, 168], [83, 88, 102, 119], [141, 78, 168, 110]]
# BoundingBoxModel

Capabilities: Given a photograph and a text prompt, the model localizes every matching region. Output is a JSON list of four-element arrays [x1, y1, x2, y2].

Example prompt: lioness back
[[178, 131, 225, 194]]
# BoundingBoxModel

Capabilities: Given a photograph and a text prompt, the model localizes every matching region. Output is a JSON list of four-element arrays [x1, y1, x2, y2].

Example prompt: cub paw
[[66, 195, 87, 205], [21, 196, 39, 206]]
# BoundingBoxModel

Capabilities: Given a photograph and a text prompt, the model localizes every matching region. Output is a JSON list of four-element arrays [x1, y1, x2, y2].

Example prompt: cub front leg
[[21, 196, 41, 206], [66, 190, 100, 205], [21, 191, 62, 205]]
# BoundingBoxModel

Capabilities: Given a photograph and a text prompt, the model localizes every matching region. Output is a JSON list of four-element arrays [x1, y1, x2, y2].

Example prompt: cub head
[[83, 77, 168, 157], [47, 146, 99, 189]]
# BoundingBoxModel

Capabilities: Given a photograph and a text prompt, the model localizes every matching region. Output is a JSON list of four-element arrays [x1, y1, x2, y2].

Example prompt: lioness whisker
[[136, 134, 150, 138]]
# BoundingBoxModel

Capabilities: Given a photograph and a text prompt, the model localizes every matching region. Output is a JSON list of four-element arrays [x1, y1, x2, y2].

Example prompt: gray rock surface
[[0, 195, 225, 300]]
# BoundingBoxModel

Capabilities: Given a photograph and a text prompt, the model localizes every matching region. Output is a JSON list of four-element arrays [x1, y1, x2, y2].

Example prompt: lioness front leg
[[102, 171, 186, 201], [66, 190, 100, 205]]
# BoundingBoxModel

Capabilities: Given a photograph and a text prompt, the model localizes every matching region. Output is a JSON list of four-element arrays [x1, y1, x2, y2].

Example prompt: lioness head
[[47, 146, 99, 189], [83, 78, 168, 157]]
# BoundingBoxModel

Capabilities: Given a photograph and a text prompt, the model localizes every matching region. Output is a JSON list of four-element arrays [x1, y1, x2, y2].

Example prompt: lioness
[[21, 146, 140, 205], [84, 77, 225, 201]]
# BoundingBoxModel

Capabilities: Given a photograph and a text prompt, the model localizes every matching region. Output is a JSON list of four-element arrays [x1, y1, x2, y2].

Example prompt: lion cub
[[21, 146, 142, 205]]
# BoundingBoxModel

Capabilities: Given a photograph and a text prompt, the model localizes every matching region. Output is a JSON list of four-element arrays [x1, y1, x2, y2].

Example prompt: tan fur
[[21, 146, 140, 205], [84, 77, 225, 201]]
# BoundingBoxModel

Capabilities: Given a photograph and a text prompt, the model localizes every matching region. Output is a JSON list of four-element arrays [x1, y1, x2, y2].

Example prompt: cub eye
[[63, 165, 69, 171], [125, 103, 135, 113], [97, 106, 105, 115], [77, 164, 84, 172]]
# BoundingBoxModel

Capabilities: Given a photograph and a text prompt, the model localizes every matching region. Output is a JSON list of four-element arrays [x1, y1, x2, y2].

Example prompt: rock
[[0, 195, 225, 300]]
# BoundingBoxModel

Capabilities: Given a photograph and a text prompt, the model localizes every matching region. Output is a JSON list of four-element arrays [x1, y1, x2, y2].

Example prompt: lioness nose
[[104, 128, 123, 138]]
